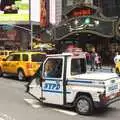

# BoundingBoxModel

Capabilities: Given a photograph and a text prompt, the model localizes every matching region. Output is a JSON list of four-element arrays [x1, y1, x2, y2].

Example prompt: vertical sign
[[49, 0, 62, 25], [50, 0, 56, 25], [40, 0, 47, 27], [31, 0, 40, 22]]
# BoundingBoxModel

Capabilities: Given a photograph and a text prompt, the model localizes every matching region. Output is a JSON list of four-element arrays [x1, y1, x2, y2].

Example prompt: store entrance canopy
[[53, 16, 115, 41]]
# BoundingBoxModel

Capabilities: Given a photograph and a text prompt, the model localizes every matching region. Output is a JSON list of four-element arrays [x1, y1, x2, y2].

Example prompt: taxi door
[[2, 54, 20, 74], [41, 57, 65, 105]]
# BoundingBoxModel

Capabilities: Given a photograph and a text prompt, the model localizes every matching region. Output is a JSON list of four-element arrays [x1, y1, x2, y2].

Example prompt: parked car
[[0, 51, 46, 80], [0, 50, 13, 61]]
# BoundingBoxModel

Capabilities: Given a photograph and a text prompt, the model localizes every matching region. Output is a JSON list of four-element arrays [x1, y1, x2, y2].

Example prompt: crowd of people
[[64, 44, 120, 71]]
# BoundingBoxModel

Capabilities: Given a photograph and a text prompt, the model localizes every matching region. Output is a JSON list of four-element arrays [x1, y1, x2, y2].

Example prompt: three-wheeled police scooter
[[27, 53, 120, 115]]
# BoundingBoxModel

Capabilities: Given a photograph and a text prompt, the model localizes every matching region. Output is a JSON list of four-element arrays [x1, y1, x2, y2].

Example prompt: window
[[31, 54, 46, 62], [0, 52, 4, 55], [44, 58, 63, 78], [13, 55, 20, 61], [71, 58, 86, 75], [23, 54, 28, 61], [6, 54, 20, 61]]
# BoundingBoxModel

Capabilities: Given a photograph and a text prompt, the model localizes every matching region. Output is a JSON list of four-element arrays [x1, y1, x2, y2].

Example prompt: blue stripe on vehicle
[[45, 79, 92, 83], [42, 90, 71, 94], [45, 79, 62, 82], [67, 80, 93, 83]]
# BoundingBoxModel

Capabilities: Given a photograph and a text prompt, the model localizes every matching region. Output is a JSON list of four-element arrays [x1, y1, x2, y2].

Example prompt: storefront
[[0, 25, 31, 50], [50, 5, 119, 65]]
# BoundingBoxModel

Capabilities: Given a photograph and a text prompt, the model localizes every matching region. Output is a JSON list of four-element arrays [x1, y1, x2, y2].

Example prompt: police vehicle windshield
[[71, 58, 86, 75]]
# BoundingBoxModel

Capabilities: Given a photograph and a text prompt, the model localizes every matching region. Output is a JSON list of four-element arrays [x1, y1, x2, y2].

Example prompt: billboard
[[31, 0, 40, 22], [0, 0, 29, 24]]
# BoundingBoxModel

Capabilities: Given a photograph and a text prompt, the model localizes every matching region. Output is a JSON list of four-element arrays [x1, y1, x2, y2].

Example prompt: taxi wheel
[[17, 69, 25, 81], [75, 95, 94, 115]]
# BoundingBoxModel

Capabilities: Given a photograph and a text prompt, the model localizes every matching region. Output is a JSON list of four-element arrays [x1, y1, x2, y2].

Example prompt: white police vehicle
[[27, 53, 120, 115]]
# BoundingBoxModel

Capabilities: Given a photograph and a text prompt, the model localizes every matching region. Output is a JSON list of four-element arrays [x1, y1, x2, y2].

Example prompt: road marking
[[52, 109, 77, 116], [24, 98, 41, 108], [0, 112, 16, 120], [0, 118, 4, 120], [24, 98, 77, 115]]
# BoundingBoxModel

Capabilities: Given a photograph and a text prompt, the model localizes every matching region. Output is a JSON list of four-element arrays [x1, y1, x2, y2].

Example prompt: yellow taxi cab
[[0, 50, 13, 61], [115, 61, 120, 75], [0, 51, 46, 80], [114, 55, 120, 74]]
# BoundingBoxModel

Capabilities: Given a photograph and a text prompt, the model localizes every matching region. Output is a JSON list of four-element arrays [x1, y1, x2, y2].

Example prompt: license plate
[[108, 84, 118, 92]]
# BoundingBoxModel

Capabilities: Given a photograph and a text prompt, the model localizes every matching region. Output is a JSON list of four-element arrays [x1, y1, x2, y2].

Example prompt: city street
[[0, 76, 120, 120]]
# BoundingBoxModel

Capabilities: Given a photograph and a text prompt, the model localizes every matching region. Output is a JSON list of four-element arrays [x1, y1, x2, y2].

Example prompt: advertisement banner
[[0, 0, 29, 24]]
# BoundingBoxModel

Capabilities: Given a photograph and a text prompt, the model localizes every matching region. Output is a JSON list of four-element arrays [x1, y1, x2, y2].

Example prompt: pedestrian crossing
[[24, 98, 77, 116]]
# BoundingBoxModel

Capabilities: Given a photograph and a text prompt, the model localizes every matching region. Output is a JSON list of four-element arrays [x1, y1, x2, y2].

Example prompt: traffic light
[[84, 17, 91, 24]]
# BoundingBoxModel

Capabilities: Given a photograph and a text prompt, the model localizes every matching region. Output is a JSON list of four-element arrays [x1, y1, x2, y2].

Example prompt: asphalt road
[[0, 76, 120, 120]]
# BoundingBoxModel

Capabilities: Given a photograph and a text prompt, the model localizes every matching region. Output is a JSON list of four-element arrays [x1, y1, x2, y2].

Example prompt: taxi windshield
[[71, 58, 86, 75]]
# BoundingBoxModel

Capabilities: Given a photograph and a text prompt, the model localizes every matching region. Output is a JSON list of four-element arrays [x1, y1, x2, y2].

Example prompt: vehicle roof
[[11, 51, 46, 54], [0, 50, 13, 52], [47, 52, 85, 58]]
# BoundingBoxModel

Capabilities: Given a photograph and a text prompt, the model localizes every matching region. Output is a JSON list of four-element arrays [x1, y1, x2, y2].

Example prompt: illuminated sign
[[72, 9, 94, 16], [67, 8, 95, 17], [0, 0, 29, 24], [54, 17, 114, 40], [49, 0, 62, 25], [31, 0, 40, 22]]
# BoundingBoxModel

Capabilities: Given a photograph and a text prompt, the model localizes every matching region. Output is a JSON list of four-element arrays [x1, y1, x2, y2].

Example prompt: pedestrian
[[95, 53, 102, 69], [90, 47, 96, 71], [114, 51, 120, 64], [65, 44, 76, 53], [110, 51, 116, 72]]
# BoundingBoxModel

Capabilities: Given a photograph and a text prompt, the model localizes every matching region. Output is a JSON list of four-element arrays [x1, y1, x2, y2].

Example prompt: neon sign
[[67, 8, 95, 17]]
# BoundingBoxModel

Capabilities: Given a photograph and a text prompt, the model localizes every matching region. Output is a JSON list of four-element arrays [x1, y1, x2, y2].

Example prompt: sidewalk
[[87, 65, 114, 73]]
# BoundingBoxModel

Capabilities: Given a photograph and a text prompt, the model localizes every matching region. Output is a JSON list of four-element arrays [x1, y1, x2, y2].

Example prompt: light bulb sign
[[54, 16, 114, 40], [67, 7, 96, 18]]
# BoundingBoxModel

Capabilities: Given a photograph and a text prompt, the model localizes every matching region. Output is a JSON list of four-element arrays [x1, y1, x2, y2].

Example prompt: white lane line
[[0, 113, 16, 120], [0, 118, 4, 120], [24, 98, 41, 108], [24, 99, 77, 115], [52, 109, 77, 116]]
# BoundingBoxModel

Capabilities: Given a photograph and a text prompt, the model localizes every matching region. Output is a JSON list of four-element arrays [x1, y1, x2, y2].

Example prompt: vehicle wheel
[[0, 67, 2, 77], [17, 69, 25, 81], [75, 95, 94, 115]]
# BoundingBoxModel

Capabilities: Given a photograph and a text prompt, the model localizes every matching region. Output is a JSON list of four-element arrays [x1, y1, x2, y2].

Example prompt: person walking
[[95, 53, 102, 69], [90, 47, 96, 71]]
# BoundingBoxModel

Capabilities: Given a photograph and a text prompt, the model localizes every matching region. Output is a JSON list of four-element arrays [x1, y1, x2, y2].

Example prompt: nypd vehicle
[[27, 53, 120, 115]]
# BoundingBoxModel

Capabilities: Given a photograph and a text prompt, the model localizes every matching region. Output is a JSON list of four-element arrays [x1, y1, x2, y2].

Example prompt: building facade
[[0, 25, 31, 50], [94, 0, 120, 17], [32, 0, 120, 65]]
